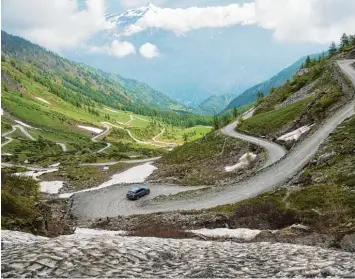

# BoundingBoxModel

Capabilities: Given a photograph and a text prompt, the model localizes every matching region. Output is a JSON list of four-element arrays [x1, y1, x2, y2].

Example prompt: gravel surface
[[71, 60, 355, 219], [2, 232, 355, 278]]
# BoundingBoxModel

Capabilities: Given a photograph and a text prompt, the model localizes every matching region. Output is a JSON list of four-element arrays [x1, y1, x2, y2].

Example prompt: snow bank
[[1, 230, 48, 244], [105, 108, 117, 113], [74, 228, 126, 236], [77, 125, 103, 134], [225, 152, 257, 172], [59, 162, 156, 198], [189, 228, 261, 240], [40, 181, 64, 194], [14, 120, 33, 128], [15, 168, 59, 180], [277, 125, 314, 142], [35, 97, 50, 104]]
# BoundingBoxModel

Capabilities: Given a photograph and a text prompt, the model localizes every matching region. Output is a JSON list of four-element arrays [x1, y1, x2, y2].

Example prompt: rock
[[340, 234, 355, 252], [317, 151, 337, 165], [290, 224, 310, 231]]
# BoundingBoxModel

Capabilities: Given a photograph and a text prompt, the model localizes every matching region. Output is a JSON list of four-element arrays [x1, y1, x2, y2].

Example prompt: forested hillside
[[1, 31, 212, 128]]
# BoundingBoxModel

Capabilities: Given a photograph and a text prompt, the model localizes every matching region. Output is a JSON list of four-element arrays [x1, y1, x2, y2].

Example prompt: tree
[[329, 42, 337, 56], [304, 55, 311, 68], [340, 33, 349, 50], [183, 133, 188, 142], [232, 106, 238, 118], [349, 35, 355, 46], [213, 115, 220, 130], [257, 91, 264, 100]]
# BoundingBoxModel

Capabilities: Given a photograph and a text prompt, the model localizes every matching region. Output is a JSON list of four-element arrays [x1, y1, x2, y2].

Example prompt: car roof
[[129, 186, 148, 192]]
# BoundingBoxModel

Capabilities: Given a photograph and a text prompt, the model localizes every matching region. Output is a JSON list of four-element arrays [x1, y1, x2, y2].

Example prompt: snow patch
[[59, 162, 156, 198], [277, 125, 314, 142], [74, 228, 126, 236], [225, 152, 257, 172], [77, 125, 103, 134], [2, 153, 13, 156], [49, 162, 60, 167], [15, 168, 59, 180], [40, 181, 64, 194], [35, 97, 50, 104], [0, 108, 3, 115], [105, 108, 117, 113], [189, 228, 261, 240], [14, 120, 33, 128], [1, 230, 48, 245]]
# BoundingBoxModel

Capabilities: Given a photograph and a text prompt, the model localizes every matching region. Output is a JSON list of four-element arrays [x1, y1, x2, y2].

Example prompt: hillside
[[224, 55, 323, 111], [198, 94, 236, 115], [1, 31, 179, 111]]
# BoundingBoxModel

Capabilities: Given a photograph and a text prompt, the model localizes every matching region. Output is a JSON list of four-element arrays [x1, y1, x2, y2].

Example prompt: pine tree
[[340, 33, 349, 50], [257, 91, 264, 100], [213, 115, 220, 130], [304, 55, 311, 68], [328, 42, 337, 56], [232, 106, 238, 118]]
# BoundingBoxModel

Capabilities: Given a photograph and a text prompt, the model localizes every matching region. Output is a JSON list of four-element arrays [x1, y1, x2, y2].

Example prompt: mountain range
[[61, 3, 325, 108]]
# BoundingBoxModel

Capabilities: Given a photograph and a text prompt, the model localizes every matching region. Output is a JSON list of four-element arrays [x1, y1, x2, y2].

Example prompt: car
[[126, 186, 150, 200]]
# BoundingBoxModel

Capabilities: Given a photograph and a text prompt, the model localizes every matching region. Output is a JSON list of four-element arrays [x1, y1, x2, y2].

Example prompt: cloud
[[139, 43, 160, 59], [254, 0, 355, 44], [122, 0, 355, 44], [90, 40, 136, 58], [123, 3, 256, 36], [1, 0, 113, 50]]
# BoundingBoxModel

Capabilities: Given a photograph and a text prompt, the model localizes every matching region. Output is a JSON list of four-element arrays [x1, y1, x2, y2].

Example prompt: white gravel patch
[[14, 120, 33, 128], [278, 125, 314, 142], [35, 97, 50, 104], [77, 125, 103, 134], [59, 162, 156, 199], [40, 181, 64, 194], [15, 168, 59, 180], [225, 152, 257, 172], [189, 228, 261, 240]]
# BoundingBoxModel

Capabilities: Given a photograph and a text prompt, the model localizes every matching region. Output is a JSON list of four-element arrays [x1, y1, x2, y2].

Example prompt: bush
[[1, 172, 41, 231]]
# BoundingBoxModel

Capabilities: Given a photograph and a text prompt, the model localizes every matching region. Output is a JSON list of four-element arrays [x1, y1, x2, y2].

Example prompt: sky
[[2, 0, 355, 106]]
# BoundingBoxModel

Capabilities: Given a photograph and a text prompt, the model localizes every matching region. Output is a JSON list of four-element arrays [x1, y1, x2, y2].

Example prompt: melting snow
[[74, 228, 126, 236], [40, 181, 64, 194], [77, 125, 103, 134], [49, 162, 60, 167], [225, 152, 257, 172], [14, 120, 33, 128], [35, 97, 50, 104], [1, 230, 48, 244], [277, 125, 314, 142], [15, 168, 59, 180], [189, 228, 261, 240], [58, 162, 156, 198]]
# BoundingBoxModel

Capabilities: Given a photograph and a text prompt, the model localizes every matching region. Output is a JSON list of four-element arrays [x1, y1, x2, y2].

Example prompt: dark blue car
[[126, 186, 150, 200]]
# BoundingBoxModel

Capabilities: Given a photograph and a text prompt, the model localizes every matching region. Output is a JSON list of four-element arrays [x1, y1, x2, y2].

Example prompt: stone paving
[[2, 232, 355, 278]]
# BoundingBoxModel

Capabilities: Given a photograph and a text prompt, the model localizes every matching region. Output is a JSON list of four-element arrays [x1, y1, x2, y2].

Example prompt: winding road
[[72, 60, 355, 218], [1, 124, 35, 148]]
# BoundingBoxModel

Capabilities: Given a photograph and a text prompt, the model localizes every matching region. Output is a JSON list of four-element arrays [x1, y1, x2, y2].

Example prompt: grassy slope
[[238, 58, 347, 137], [149, 132, 264, 185]]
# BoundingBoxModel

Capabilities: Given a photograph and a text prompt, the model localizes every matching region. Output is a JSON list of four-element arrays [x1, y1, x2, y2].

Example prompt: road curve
[[221, 109, 287, 168], [56, 143, 67, 152], [70, 60, 354, 218]]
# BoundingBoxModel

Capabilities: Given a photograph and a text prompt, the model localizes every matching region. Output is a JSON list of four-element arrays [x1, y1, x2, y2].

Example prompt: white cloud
[[1, 0, 113, 50], [123, 3, 256, 36], [122, 0, 355, 44], [139, 43, 160, 59], [90, 40, 136, 58]]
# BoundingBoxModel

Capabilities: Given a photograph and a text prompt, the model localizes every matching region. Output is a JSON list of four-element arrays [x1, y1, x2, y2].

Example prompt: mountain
[[58, 4, 325, 108], [198, 94, 236, 115], [224, 55, 319, 111], [1, 31, 180, 111]]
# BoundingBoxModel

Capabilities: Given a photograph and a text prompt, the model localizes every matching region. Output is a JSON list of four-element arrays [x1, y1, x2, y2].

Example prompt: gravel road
[[70, 60, 354, 218]]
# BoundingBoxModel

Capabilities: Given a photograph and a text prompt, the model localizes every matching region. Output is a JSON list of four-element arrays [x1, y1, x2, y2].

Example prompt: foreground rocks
[[2, 232, 355, 278]]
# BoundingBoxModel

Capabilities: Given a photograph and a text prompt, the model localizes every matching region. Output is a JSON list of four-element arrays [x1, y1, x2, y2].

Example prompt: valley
[[2, 27, 355, 278]]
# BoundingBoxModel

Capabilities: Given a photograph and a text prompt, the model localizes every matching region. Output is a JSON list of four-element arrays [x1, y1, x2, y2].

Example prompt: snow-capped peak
[[106, 2, 158, 26]]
